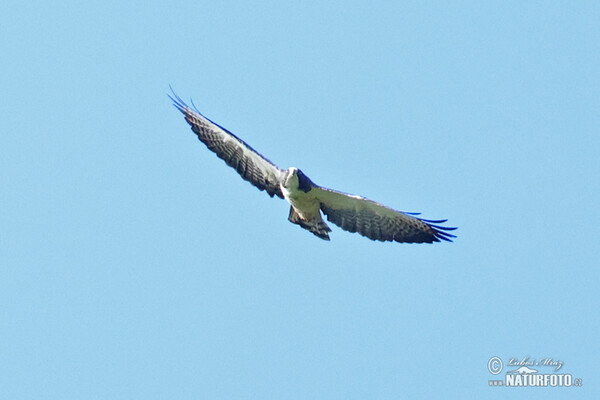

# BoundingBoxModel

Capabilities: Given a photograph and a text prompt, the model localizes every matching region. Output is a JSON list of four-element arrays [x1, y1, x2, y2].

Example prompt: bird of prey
[[169, 91, 456, 244]]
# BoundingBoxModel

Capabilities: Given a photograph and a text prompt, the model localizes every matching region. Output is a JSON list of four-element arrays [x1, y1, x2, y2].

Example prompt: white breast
[[281, 185, 321, 220]]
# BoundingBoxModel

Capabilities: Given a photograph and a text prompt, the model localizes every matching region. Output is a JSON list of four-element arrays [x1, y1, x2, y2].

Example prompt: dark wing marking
[[170, 90, 285, 199], [315, 187, 457, 244]]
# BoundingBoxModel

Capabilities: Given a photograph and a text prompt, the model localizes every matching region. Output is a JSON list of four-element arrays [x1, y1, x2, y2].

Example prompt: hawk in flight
[[170, 90, 456, 244]]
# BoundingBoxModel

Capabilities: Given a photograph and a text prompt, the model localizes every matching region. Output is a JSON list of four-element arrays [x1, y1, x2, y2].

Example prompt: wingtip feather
[[420, 216, 457, 243], [168, 87, 186, 111]]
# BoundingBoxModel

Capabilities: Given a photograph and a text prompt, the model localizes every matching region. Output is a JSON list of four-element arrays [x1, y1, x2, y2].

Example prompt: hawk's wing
[[170, 91, 285, 199], [314, 187, 456, 243]]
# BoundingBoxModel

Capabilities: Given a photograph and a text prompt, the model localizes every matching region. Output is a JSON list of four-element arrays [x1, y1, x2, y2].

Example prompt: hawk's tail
[[288, 207, 331, 241]]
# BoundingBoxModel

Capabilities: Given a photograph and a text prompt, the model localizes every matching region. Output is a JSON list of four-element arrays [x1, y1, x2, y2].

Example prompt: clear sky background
[[1, 1, 598, 399]]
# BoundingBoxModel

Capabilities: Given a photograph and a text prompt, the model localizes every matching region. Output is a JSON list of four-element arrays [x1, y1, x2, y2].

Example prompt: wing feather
[[315, 187, 457, 244], [170, 91, 285, 199]]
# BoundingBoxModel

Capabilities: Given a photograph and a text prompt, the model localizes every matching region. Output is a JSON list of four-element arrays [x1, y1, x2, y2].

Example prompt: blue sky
[[1, 1, 598, 398]]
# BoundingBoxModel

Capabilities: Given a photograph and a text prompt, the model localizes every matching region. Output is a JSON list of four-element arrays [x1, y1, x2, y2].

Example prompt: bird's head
[[283, 167, 299, 190], [283, 167, 314, 193]]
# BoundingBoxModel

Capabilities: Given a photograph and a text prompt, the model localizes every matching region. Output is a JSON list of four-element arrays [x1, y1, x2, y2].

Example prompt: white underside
[[281, 185, 321, 220]]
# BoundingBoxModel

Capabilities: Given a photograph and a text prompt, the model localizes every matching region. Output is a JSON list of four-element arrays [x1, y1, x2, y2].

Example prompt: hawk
[[170, 91, 456, 244]]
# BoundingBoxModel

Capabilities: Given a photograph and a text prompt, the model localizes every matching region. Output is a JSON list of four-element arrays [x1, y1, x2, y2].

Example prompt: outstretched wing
[[315, 187, 457, 243], [170, 91, 285, 199]]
